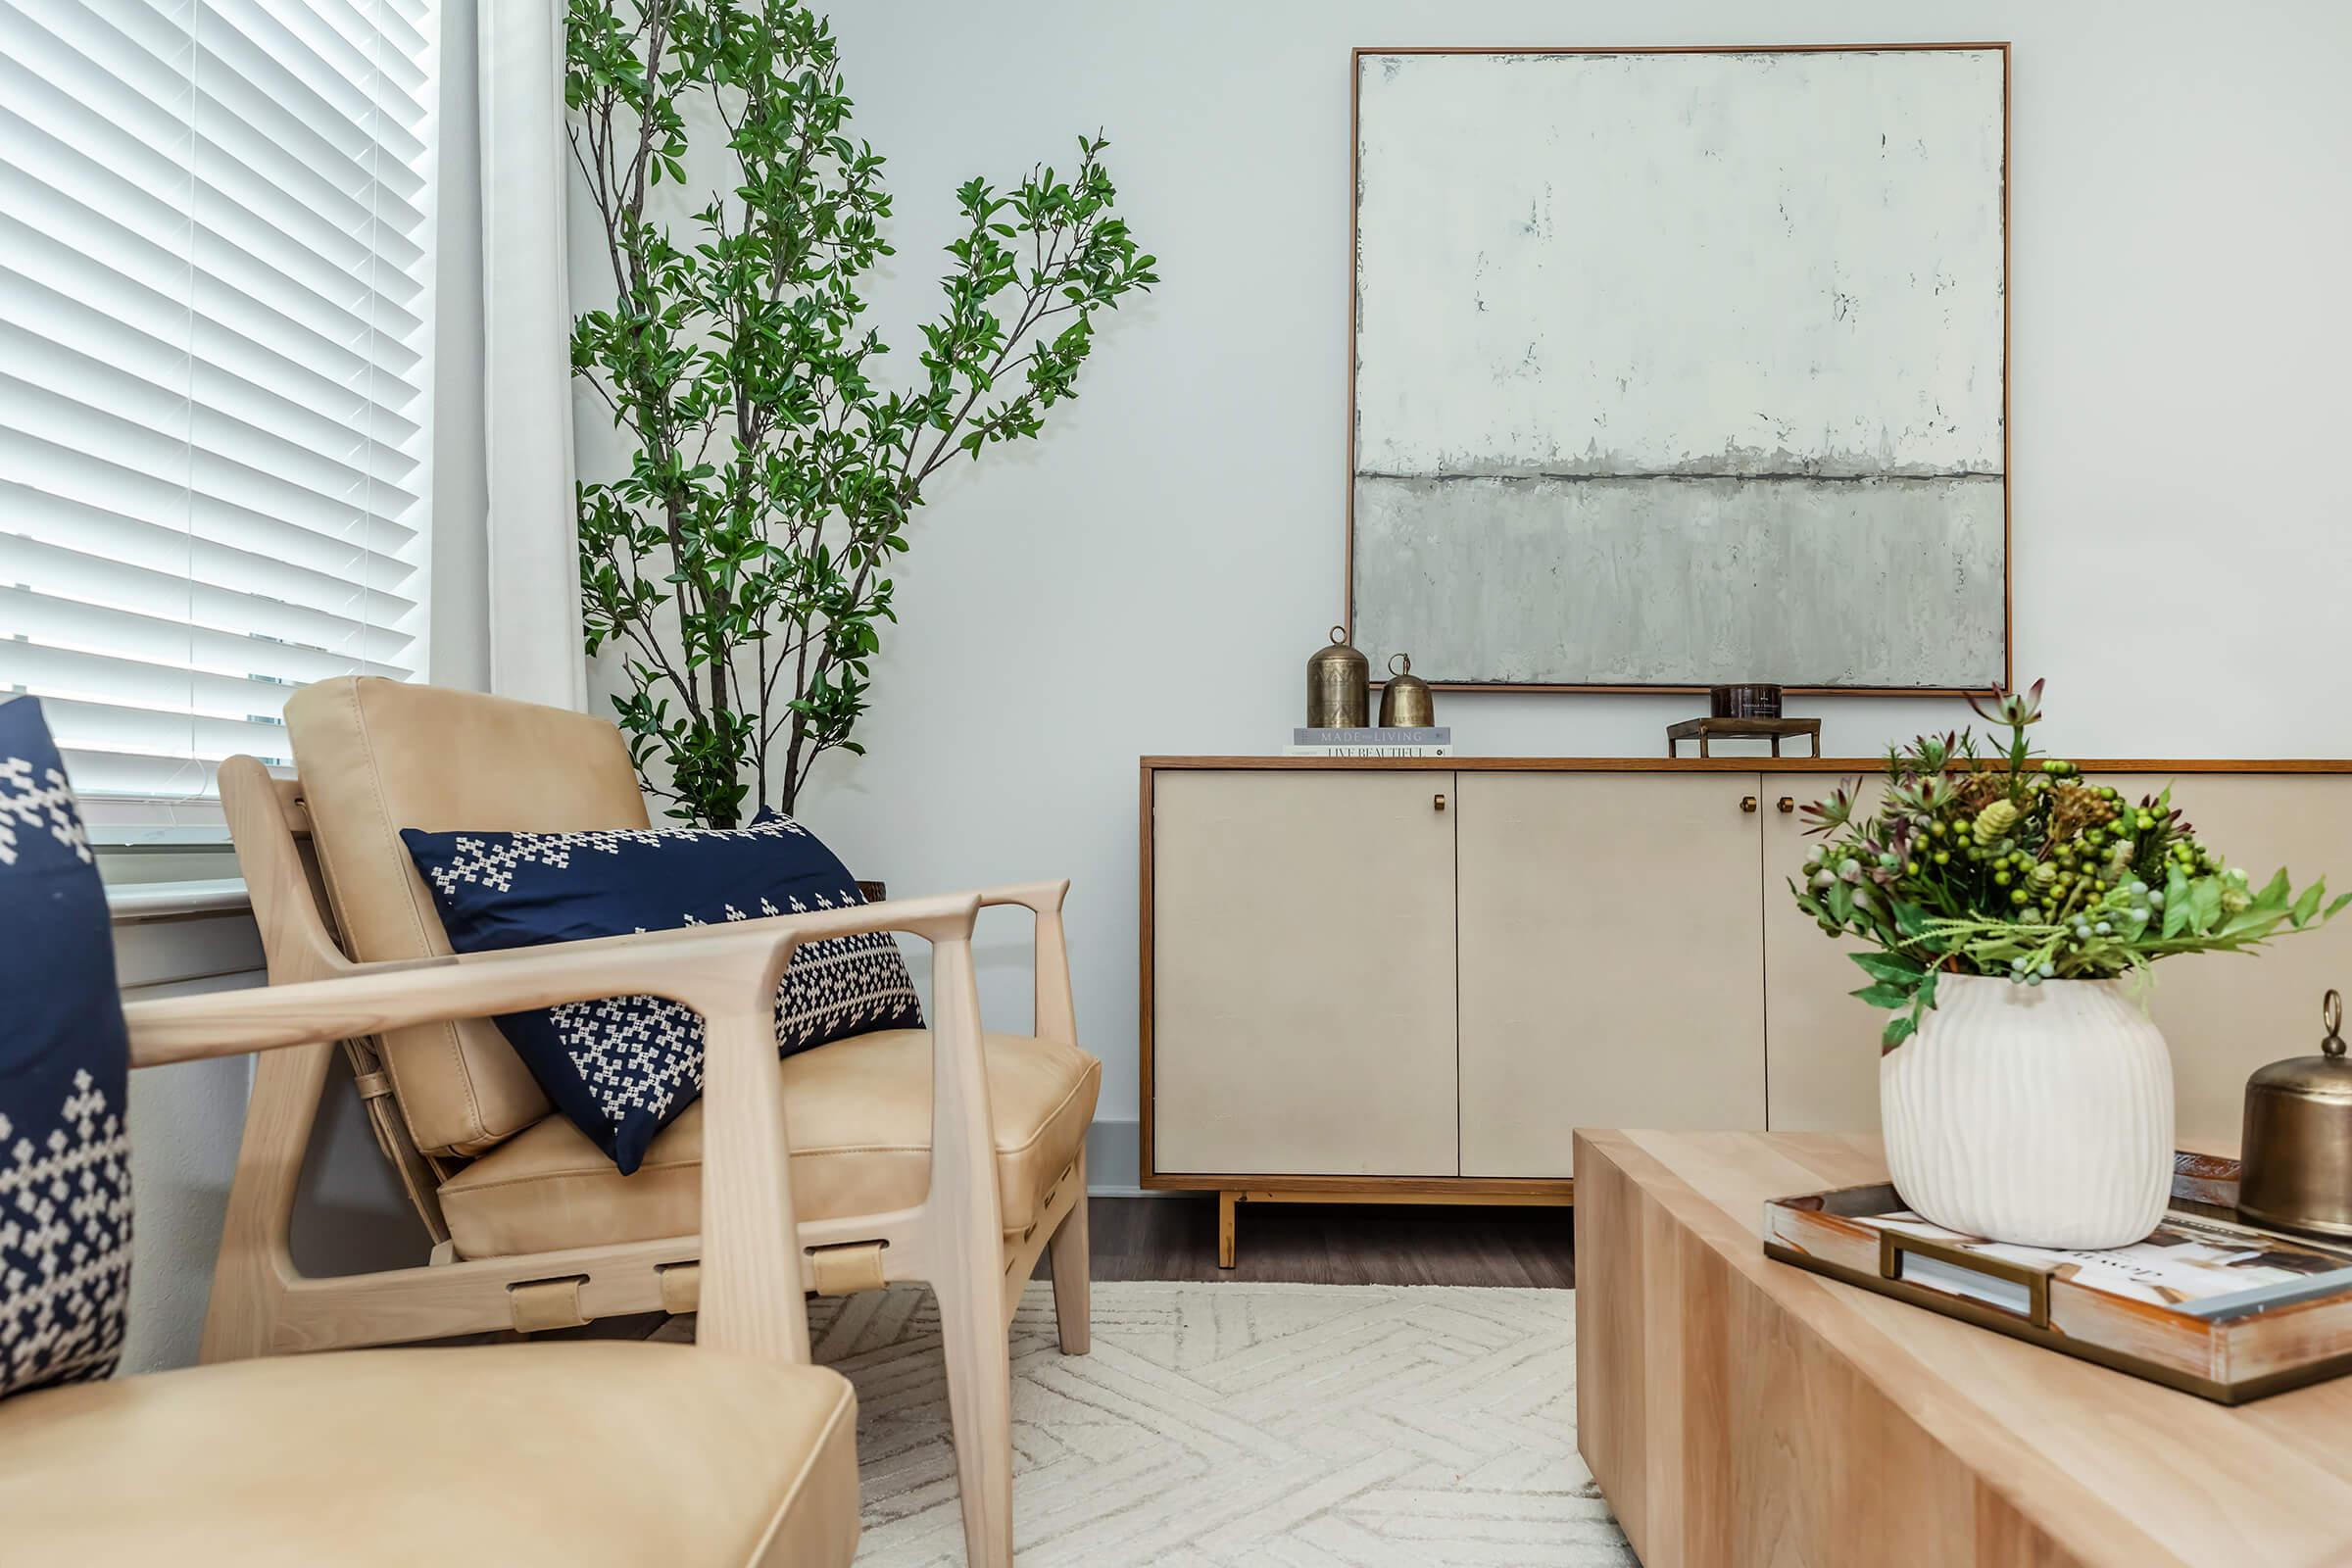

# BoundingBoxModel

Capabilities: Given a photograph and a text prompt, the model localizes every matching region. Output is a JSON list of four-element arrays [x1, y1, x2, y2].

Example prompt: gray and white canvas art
[[1350, 48, 2008, 688]]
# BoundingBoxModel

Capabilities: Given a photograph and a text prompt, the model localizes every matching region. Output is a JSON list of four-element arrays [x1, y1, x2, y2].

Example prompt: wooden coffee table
[[1574, 1130, 2352, 1568]]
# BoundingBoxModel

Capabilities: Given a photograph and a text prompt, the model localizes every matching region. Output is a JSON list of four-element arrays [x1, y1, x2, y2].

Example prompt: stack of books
[[1286, 726, 1451, 758]]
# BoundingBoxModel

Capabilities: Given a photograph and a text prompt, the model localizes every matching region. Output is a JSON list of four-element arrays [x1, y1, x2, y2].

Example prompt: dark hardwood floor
[[1042, 1195, 1576, 1289]]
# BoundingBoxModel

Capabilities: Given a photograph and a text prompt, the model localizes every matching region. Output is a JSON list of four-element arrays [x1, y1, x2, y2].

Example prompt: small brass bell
[[2239, 990, 2352, 1238], [1377, 653, 1436, 728], [1305, 625, 1369, 728]]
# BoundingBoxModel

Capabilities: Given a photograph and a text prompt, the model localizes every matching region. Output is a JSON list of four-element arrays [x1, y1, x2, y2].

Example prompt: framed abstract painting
[[1348, 44, 2009, 692]]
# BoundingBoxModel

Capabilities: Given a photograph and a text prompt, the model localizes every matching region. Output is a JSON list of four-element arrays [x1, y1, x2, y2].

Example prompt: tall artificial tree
[[566, 0, 1154, 823]]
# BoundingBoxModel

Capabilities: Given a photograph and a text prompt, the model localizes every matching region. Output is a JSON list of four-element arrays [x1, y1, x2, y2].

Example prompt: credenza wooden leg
[[1218, 1191, 1238, 1269]]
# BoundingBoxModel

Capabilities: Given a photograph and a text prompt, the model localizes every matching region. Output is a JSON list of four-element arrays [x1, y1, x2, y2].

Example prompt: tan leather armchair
[[208, 676, 1099, 1568], [0, 908, 863, 1565]]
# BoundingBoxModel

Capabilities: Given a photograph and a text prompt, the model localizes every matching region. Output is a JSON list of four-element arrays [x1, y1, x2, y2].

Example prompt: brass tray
[[1763, 1153, 2352, 1404]]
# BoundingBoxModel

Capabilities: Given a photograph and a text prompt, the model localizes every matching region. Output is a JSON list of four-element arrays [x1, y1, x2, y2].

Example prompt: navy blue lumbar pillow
[[0, 697, 133, 1400], [400, 813, 921, 1173]]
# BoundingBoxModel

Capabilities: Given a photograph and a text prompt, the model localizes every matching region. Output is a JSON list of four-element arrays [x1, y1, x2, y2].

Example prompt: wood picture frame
[[1345, 43, 2014, 696]]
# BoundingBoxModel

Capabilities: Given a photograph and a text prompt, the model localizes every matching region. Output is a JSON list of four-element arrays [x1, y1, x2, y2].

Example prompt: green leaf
[[1850, 981, 1915, 1010], [2190, 877, 2225, 934], [1881, 1013, 1918, 1052], [1849, 951, 1925, 984]]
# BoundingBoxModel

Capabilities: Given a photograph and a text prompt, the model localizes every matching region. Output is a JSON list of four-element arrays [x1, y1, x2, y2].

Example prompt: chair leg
[[201, 1041, 334, 1363], [934, 1261, 1015, 1568], [1048, 1158, 1091, 1356]]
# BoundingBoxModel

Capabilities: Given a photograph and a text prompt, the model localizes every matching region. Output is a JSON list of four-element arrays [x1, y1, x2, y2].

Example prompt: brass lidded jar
[[1377, 653, 1436, 728], [1305, 625, 1369, 728], [2238, 990, 2352, 1238]]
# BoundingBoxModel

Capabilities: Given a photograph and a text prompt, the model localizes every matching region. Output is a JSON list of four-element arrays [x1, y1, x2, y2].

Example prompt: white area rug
[[666, 1281, 1638, 1565]]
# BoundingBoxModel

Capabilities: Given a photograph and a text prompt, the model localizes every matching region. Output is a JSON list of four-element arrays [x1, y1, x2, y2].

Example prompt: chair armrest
[[120, 891, 985, 1068], [972, 879, 1077, 1045]]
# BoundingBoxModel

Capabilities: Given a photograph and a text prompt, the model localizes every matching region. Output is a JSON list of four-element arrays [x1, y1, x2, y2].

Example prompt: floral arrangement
[[1792, 682, 2347, 1051]]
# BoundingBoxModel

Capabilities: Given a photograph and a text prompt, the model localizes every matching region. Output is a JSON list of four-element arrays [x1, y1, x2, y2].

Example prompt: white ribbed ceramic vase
[[1880, 974, 2173, 1249]]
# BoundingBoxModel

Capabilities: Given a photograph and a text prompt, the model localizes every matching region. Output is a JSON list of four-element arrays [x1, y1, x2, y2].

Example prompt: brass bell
[[1377, 653, 1437, 729], [2238, 989, 2352, 1238], [1305, 625, 1369, 728]]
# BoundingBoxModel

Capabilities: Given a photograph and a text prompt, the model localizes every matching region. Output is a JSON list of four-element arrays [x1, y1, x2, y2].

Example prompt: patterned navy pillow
[[400, 813, 921, 1173], [0, 698, 133, 1399]]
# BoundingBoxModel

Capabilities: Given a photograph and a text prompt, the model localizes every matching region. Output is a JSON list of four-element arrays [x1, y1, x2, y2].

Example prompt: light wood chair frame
[[206, 756, 1088, 1567]]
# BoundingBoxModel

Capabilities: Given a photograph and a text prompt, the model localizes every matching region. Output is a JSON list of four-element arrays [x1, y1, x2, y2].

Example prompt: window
[[1, 1, 441, 842]]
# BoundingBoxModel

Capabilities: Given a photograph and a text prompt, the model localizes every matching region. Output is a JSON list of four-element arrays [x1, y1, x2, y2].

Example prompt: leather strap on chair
[[1032, 1158, 1077, 1235], [808, 1243, 887, 1297], [342, 1033, 454, 1247], [508, 1276, 589, 1334], [657, 1262, 701, 1316], [300, 853, 457, 1250]]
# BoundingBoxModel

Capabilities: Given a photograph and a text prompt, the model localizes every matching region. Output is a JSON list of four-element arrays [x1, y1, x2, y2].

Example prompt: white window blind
[[1, 0, 440, 841]]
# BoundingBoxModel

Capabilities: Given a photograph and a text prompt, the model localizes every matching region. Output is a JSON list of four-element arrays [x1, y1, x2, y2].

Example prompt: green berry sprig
[[1789, 684, 2346, 1050]]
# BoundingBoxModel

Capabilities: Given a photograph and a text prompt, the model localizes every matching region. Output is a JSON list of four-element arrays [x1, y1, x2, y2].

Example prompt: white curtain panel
[[476, 0, 587, 711]]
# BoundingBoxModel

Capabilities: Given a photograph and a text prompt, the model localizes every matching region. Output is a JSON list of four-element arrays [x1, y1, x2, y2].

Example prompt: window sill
[[106, 878, 254, 925]]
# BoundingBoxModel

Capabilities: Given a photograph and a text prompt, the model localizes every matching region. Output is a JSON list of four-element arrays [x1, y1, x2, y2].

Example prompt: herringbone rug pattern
[[662, 1281, 1637, 1565]]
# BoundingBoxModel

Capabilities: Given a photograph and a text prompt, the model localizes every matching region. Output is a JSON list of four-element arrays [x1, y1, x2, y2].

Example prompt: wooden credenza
[[1139, 757, 2352, 1258]]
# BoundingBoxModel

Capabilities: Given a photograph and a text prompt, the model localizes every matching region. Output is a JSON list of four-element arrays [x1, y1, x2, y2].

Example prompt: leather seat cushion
[[440, 1029, 1102, 1259], [0, 1343, 858, 1568]]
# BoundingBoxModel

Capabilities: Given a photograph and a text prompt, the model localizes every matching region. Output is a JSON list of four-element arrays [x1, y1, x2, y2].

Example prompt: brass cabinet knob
[[1778, 796, 1795, 814], [1433, 792, 1447, 812], [1740, 795, 1759, 813]]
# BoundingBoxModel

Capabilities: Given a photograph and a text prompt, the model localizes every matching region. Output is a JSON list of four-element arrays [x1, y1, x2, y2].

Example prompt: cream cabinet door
[[2088, 773, 2352, 1148], [1455, 771, 1766, 1177], [1763, 775, 1889, 1132], [1152, 769, 1460, 1176]]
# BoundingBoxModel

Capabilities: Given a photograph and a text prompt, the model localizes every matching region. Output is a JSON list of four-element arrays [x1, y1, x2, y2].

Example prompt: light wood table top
[[1573, 1130, 2352, 1568]]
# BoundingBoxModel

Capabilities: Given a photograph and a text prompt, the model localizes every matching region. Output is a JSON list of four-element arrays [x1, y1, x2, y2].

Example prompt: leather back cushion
[[284, 677, 649, 1155]]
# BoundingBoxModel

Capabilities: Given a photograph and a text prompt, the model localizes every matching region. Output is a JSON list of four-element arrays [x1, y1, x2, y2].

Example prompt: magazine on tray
[[1850, 1205, 2352, 1320]]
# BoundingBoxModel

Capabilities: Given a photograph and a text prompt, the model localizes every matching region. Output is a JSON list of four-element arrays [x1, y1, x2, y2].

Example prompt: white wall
[[575, 1, 2352, 1184]]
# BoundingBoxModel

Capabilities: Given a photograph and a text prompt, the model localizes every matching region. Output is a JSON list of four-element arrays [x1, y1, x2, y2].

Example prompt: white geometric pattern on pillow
[[552, 995, 704, 1125], [547, 894, 925, 1134], [0, 752, 89, 867], [418, 817, 811, 896], [702, 896, 922, 1049], [775, 931, 920, 1048], [0, 1069, 131, 1395]]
